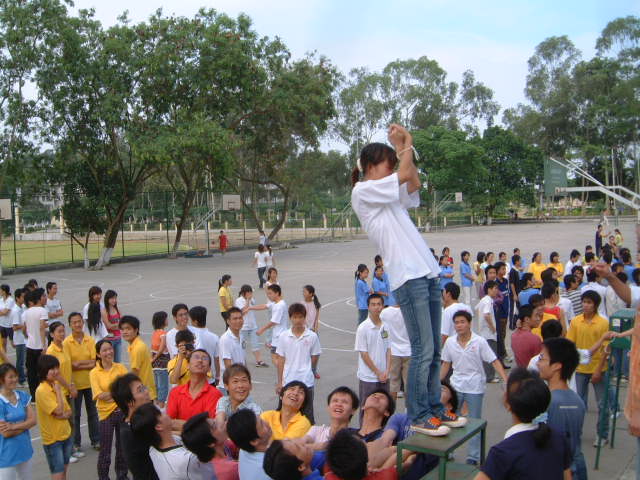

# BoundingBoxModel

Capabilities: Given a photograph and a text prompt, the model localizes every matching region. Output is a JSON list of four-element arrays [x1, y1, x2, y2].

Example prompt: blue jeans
[[73, 388, 100, 447], [572, 445, 588, 480], [14, 344, 26, 383], [393, 276, 443, 424], [358, 309, 368, 325], [575, 372, 609, 439], [110, 337, 123, 363], [154, 369, 169, 403], [43, 436, 73, 474], [457, 392, 483, 463]]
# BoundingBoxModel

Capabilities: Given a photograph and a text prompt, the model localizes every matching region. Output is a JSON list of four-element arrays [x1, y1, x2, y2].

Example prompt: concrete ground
[[2, 219, 637, 479]]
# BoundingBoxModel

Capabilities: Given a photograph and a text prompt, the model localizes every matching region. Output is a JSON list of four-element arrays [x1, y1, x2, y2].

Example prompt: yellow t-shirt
[[473, 261, 485, 284], [566, 314, 610, 374], [167, 356, 191, 385], [260, 410, 311, 440], [548, 262, 564, 276], [0, 340, 5, 366], [219, 286, 233, 313], [46, 342, 73, 396], [532, 312, 559, 339], [90, 362, 128, 420], [528, 263, 547, 285], [128, 336, 157, 400], [63, 334, 96, 390], [35, 381, 71, 445]]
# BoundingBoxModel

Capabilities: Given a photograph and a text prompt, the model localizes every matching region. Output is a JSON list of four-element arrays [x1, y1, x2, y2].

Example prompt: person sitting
[[357, 389, 395, 443], [474, 368, 572, 480], [181, 412, 238, 480], [216, 363, 262, 423], [263, 436, 326, 480], [261, 380, 311, 440], [226, 409, 272, 480], [303, 386, 359, 447]]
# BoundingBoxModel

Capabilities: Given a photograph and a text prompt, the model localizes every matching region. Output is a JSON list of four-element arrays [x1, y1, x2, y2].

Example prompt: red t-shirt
[[166, 381, 222, 421], [219, 235, 228, 250], [511, 328, 542, 368]]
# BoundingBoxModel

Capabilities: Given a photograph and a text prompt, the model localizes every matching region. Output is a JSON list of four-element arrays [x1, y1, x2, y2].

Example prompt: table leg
[[480, 426, 486, 465], [438, 455, 447, 480]]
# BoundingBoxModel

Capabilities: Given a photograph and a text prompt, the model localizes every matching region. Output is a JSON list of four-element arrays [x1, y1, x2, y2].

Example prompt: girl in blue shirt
[[0, 363, 36, 479], [372, 266, 395, 306], [439, 256, 454, 290], [354, 264, 372, 324]]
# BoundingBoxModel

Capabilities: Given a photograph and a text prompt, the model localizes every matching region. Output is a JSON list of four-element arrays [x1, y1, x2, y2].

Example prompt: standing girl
[[218, 230, 228, 255], [0, 285, 15, 353], [473, 252, 486, 300], [102, 290, 122, 362], [150, 311, 170, 408], [253, 245, 269, 289], [266, 245, 276, 270], [235, 285, 267, 368], [265, 267, 279, 288], [438, 256, 454, 290], [303, 285, 322, 379], [0, 363, 36, 480], [354, 264, 372, 324], [528, 252, 546, 287], [83, 287, 108, 342], [218, 275, 233, 330], [547, 252, 564, 276], [90, 340, 129, 480]]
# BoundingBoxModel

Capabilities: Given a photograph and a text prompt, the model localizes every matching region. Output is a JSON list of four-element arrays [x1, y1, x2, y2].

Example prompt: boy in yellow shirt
[[121, 316, 157, 400]]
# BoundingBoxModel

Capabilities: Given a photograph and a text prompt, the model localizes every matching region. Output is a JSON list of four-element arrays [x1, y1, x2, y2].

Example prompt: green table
[[396, 418, 487, 480]]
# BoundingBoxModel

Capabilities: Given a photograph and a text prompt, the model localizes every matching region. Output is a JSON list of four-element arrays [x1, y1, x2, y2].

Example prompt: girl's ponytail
[[351, 166, 360, 187], [219, 274, 231, 290], [304, 285, 321, 310], [355, 263, 368, 280]]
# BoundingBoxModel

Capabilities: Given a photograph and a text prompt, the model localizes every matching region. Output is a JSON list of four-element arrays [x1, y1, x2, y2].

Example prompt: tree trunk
[[94, 204, 128, 269], [268, 187, 290, 241], [171, 190, 196, 257]]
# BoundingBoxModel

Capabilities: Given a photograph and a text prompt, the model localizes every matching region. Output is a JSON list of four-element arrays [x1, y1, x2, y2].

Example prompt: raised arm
[[388, 124, 420, 193]]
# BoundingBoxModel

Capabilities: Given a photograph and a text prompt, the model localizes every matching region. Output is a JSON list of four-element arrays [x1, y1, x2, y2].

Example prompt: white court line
[[318, 296, 356, 335]]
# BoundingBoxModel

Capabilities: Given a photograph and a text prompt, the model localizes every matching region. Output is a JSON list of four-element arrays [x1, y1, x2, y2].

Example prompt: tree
[[457, 70, 500, 134]]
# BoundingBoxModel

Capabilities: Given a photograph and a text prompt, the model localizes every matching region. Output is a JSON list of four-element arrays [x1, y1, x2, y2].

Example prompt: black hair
[[571, 265, 584, 276], [532, 252, 541, 263], [549, 251, 559, 263], [175, 329, 195, 346], [452, 310, 472, 324], [541, 320, 563, 340], [152, 311, 168, 330], [181, 412, 216, 462], [14, 288, 24, 301], [486, 251, 494, 261], [493, 261, 506, 272], [218, 274, 231, 289], [518, 304, 534, 321], [119, 315, 140, 334], [484, 264, 496, 276], [374, 254, 383, 265], [512, 254, 521, 265], [95, 339, 113, 367], [0, 363, 18, 384], [28, 279, 38, 287], [621, 250, 632, 263], [263, 440, 303, 480], [103, 289, 119, 315], [585, 252, 595, 263], [27, 287, 45, 307], [506, 368, 551, 448], [351, 143, 398, 187], [171, 303, 189, 317], [529, 293, 544, 307], [483, 280, 497, 294], [617, 271, 628, 283], [48, 321, 64, 336], [239, 284, 253, 297], [88, 285, 102, 302], [443, 282, 460, 300], [374, 265, 384, 274], [367, 293, 384, 306], [288, 303, 307, 318], [602, 250, 613, 265], [303, 285, 321, 310], [267, 284, 282, 296], [87, 302, 102, 336], [276, 380, 309, 416], [190, 348, 211, 365], [540, 283, 557, 300], [461, 250, 470, 260], [513, 247, 520, 254], [0, 284, 10, 296], [365, 388, 395, 427], [257, 244, 265, 253], [227, 409, 260, 452], [37, 354, 60, 382], [326, 429, 368, 480], [443, 246, 450, 255], [130, 403, 162, 449], [355, 263, 368, 280], [520, 273, 534, 290], [540, 268, 556, 284], [440, 379, 459, 412], [498, 251, 507, 259], [189, 306, 207, 327], [581, 289, 602, 309], [476, 251, 485, 263], [110, 373, 143, 417], [543, 337, 579, 381], [563, 274, 577, 289], [266, 267, 278, 280], [327, 386, 360, 412], [586, 268, 598, 283], [227, 306, 242, 318], [633, 268, 640, 286], [223, 363, 252, 385], [46, 281, 56, 293], [67, 311, 82, 324], [570, 249, 580, 260]]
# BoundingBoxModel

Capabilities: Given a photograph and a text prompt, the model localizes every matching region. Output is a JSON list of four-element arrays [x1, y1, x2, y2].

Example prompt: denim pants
[[457, 392, 483, 463], [358, 309, 368, 325], [483, 340, 497, 381], [154, 369, 169, 403], [575, 372, 609, 439], [110, 337, 123, 363], [25, 348, 42, 399], [73, 388, 100, 447], [572, 444, 588, 480], [393, 276, 443, 424], [14, 344, 26, 383], [257, 267, 266, 288]]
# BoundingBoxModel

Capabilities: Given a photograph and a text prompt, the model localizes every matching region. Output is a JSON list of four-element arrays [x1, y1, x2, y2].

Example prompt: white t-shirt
[[149, 440, 215, 480], [380, 306, 410, 357], [239, 450, 271, 480], [605, 285, 627, 318], [166, 325, 200, 359], [528, 353, 579, 393], [0, 296, 15, 328], [442, 333, 497, 394], [266, 251, 274, 267], [82, 302, 108, 341], [11, 304, 26, 345], [45, 297, 62, 323], [351, 172, 440, 291], [254, 251, 269, 268], [268, 300, 289, 348], [354, 317, 390, 383], [24, 306, 49, 350], [235, 296, 257, 330], [276, 328, 321, 387], [441, 302, 473, 338], [191, 326, 219, 379], [565, 260, 581, 275], [581, 282, 608, 319], [218, 329, 245, 379], [475, 295, 496, 341]]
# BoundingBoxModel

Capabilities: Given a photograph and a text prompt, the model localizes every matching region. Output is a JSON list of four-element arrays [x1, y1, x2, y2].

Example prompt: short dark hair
[[175, 329, 195, 346], [541, 319, 563, 340], [13, 288, 24, 301], [223, 363, 251, 385], [190, 348, 211, 365], [586, 268, 597, 283], [110, 373, 143, 417], [512, 254, 521, 265], [541, 267, 556, 283], [518, 304, 534, 321], [48, 321, 64, 336], [571, 265, 584, 276], [182, 412, 216, 462], [633, 268, 640, 286], [327, 386, 360, 412], [119, 315, 140, 333], [172, 303, 189, 317], [267, 284, 282, 296], [288, 303, 307, 318], [367, 293, 384, 306], [520, 273, 534, 289], [374, 254, 382, 264], [152, 311, 168, 330], [27, 288, 45, 307], [452, 310, 472, 323], [570, 249, 580, 259], [366, 388, 395, 427], [326, 429, 368, 480], [494, 261, 506, 272], [67, 311, 82, 324], [276, 381, 309, 416], [529, 294, 544, 307], [0, 363, 18, 384], [264, 440, 303, 480], [563, 274, 577, 288], [37, 354, 60, 382], [443, 282, 460, 300], [189, 306, 207, 327], [543, 338, 579, 381], [227, 306, 242, 317], [484, 265, 496, 276], [581, 289, 602, 308], [130, 403, 162, 449], [227, 409, 260, 452], [484, 280, 497, 294], [46, 281, 57, 292], [541, 283, 557, 299], [441, 379, 459, 412], [585, 252, 595, 263], [461, 250, 470, 259]]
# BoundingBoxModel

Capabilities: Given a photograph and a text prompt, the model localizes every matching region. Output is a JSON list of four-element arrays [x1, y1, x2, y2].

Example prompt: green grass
[[0, 239, 190, 269]]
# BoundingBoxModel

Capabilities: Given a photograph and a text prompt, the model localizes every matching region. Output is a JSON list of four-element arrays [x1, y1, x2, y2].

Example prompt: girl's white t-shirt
[[235, 296, 258, 330], [254, 251, 269, 268], [0, 296, 16, 328], [303, 301, 318, 330]]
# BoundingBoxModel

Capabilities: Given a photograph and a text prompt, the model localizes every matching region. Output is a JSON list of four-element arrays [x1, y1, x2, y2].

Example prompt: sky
[[68, 0, 639, 145]]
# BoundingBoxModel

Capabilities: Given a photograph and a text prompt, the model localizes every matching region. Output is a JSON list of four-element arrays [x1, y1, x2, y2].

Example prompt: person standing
[[218, 230, 228, 255], [460, 251, 475, 306], [595, 224, 607, 257], [476, 281, 500, 382], [24, 288, 49, 398], [10, 288, 27, 386], [189, 306, 221, 386], [218, 307, 245, 385], [253, 245, 269, 289], [236, 285, 267, 368], [510, 305, 542, 368], [354, 264, 373, 324], [121, 316, 157, 402], [83, 287, 108, 342], [101, 290, 122, 363], [218, 275, 234, 330], [494, 262, 512, 365], [150, 311, 170, 408], [165, 303, 198, 359], [45, 282, 64, 327], [473, 252, 486, 300], [253, 284, 289, 368], [0, 285, 16, 353], [528, 252, 546, 288], [380, 303, 411, 401], [440, 282, 473, 345], [438, 256, 454, 291]]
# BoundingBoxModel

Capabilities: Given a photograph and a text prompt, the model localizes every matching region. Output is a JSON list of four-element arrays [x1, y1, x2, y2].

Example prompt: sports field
[[2, 219, 637, 479]]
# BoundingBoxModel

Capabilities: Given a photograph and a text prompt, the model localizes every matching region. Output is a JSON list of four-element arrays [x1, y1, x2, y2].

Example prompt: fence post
[[164, 191, 170, 255], [303, 218, 306, 240], [243, 220, 246, 246], [323, 213, 327, 229], [12, 198, 17, 269], [121, 221, 125, 258], [70, 232, 74, 264]]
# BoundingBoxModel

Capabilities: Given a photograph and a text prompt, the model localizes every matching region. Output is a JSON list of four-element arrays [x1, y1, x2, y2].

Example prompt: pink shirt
[[212, 457, 239, 480], [511, 329, 542, 368], [304, 301, 318, 330]]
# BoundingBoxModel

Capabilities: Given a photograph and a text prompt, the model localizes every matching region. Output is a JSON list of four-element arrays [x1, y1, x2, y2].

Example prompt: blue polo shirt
[[624, 264, 636, 283], [303, 451, 326, 480], [372, 276, 396, 306], [355, 279, 370, 310], [460, 262, 474, 287], [439, 266, 454, 289], [0, 390, 33, 468], [518, 288, 539, 306]]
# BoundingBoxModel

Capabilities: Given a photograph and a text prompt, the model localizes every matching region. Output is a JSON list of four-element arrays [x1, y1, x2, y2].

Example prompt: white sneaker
[[69, 456, 79, 464], [593, 437, 608, 448], [72, 449, 86, 459], [397, 391, 404, 398]]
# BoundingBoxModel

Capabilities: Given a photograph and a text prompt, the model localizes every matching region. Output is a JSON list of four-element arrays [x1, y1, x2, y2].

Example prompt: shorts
[[42, 436, 73, 474], [389, 355, 410, 393], [240, 329, 260, 352], [0, 327, 13, 340]]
